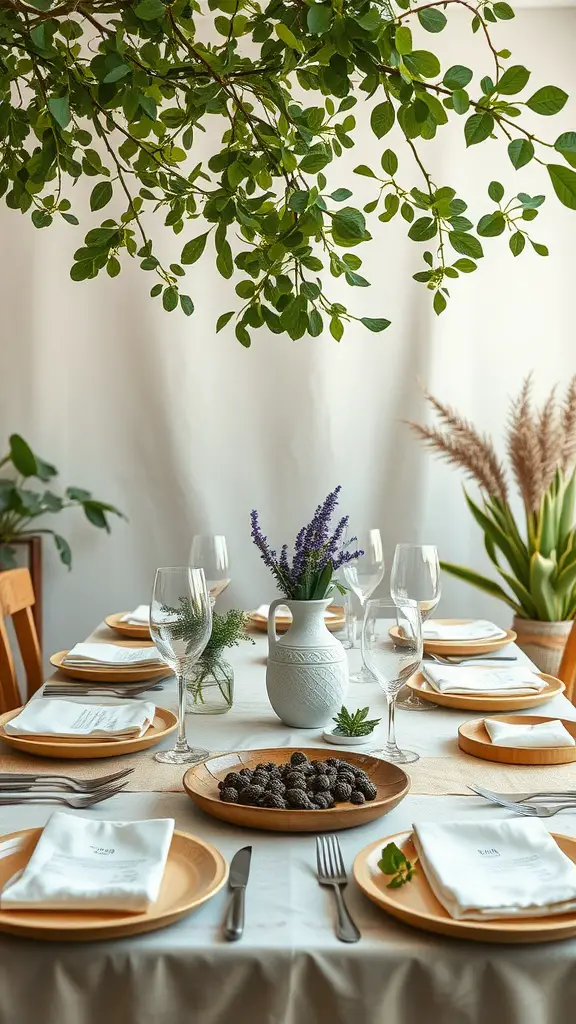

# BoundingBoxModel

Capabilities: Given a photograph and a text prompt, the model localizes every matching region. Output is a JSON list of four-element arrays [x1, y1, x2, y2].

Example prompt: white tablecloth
[[0, 628, 573, 1024]]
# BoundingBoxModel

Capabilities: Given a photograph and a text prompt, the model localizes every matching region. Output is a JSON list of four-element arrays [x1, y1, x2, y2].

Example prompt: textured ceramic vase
[[266, 598, 348, 728]]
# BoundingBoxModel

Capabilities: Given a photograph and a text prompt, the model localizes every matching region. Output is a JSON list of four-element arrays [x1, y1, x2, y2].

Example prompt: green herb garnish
[[377, 842, 418, 889], [332, 705, 381, 737]]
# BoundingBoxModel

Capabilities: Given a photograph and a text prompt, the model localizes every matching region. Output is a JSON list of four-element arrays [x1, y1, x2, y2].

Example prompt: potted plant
[[250, 485, 363, 727], [324, 705, 382, 746], [0, 434, 124, 570], [410, 377, 576, 674], [2, 2, 576, 343], [185, 610, 254, 715]]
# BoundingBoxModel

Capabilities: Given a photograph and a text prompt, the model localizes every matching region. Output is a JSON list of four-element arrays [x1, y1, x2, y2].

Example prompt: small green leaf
[[90, 181, 113, 212], [216, 311, 234, 333], [548, 164, 576, 210], [452, 90, 470, 115], [531, 240, 549, 256], [330, 188, 353, 201], [449, 231, 484, 258], [494, 1, 515, 17], [418, 7, 447, 31], [330, 316, 344, 341], [404, 50, 441, 79], [381, 150, 398, 175], [497, 64, 530, 95], [162, 286, 178, 312], [508, 138, 534, 170], [488, 181, 505, 203], [370, 102, 395, 139], [465, 112, 494, 146], [354, 165, 376, 178], [180, 294, 194, 315], [107, 256, 121, 277], [53, 533, 72, 569], [47, 94, 70, 129], [307, 4, 332, 34], [408, 216, 437, 241], [453, 258, 477, 273], [477, 212, 506, 236], [134, 0, 166, 19], [554, 132, 576, 169], [9, 435, 38, 477], [443, 65, 473, 91], [360, 317, 391, 332], [509, 231, 525, 256], [275, 22, 304, 52], [395, 26, 412, 54], [433, 290, 447, 315], [527, 86, 568, 116], [181, 232, 208, 265]]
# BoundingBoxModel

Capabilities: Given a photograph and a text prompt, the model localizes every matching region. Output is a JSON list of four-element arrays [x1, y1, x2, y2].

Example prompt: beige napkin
[[422, 664, 546, 696], [120, 605, 150, 625], [484, 718, 575, 748], [411, 818, 576, 919], [1, 812, 174, 911], [424, 620, 507, 641], [63, 643, 163, 667], [3, 699, 156, 741]]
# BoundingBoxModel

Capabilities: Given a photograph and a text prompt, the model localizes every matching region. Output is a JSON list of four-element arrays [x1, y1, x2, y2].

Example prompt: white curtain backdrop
[[1, 5, 576, 663]]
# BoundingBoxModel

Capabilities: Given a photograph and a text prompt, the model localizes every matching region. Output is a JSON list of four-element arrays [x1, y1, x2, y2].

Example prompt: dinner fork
[[316, 834, 361, 943], [0, 780, 130, 807], [469, 785, 576, 816], [471, 787, 576, 804], [43, 683, 162, 698], [0, 768, 134, 792], [426, 654, 518, 665]]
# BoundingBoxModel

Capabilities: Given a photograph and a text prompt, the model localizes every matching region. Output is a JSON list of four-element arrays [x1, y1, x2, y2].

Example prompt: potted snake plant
[[410, 376, 576, 675]]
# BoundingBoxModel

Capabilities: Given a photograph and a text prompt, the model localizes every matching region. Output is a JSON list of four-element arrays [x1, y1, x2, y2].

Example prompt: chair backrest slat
[[0, 568, 43, 711]]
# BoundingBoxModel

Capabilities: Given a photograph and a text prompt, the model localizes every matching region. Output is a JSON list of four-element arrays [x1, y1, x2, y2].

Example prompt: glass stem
[[175, 674, 189, 752], [387, 696, 397, 751]]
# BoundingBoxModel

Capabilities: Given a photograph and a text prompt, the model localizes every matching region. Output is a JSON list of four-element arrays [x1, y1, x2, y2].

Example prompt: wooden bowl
[[390, 620, 516, 656], [105, 613, 151, 640], [407, 671, 564, 712], [183, 748, 410, 832], [458, 715, 576, 765]]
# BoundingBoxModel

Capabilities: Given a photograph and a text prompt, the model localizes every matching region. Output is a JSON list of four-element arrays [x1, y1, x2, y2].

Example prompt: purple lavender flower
[[250, 488, 364, 600]]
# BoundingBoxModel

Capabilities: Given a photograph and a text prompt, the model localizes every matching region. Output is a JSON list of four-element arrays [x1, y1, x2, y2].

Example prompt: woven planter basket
[[512, 617, 572, 677]]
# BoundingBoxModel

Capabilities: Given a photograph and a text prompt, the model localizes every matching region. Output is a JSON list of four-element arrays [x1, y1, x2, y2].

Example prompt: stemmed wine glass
[[150, 567, 212, 764], [362, 598, 423, 764], [342, 528, 385, 682], [390, 544, 441, 711], [190, 535, 230, 600]]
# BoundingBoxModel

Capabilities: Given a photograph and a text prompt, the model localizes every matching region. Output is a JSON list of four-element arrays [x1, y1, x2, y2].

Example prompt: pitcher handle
[[268, 599, 284, 649]]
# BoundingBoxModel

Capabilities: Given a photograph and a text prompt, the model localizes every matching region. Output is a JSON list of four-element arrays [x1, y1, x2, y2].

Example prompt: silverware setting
[[425, 653, 518, 665], [0, 779, 131, 807], [0, 768, 134, 792], [316, 834, 360, 943], [224, 845, 252, 941], [43, 682, 163, 698], [469, 784, 576, 817]]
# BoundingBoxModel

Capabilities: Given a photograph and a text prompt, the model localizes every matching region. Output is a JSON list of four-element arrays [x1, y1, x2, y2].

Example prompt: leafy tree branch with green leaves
[[1, 0, 575, 343]]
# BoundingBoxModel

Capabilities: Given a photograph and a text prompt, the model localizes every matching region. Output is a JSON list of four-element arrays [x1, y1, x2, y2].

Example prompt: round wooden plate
[[183, 747, 410, 832], [458, 715, 576, 765], [407, 671, 564, 711], [50, 645, 170, 683], [0, 706, 177, 759], [354, 830, 576, 943], [0, 827, 227, 941], [105, 612, 151, 640], [249, 605, 345, 635], [390, 620, 516, 656]]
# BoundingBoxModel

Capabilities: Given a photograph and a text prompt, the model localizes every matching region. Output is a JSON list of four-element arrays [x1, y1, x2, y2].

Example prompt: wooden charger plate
[[0, 706, 177, 759], [183, 747, 409, 832], [0, 827, 227, 941], [50, 644, 170, 683], [354, 830, 576, 943], [105, 612, 151, 640], [458, 715, 576, 766], [249, 605, 345, 635], [390, 619, 516, 657], [407, 671, 564, 712]]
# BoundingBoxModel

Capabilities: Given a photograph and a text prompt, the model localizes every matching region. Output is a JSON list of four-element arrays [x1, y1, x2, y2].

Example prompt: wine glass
[[190, 535, 230, 600], [362, 599, 423, 764], [391, 544, 441, 712], [342, 528, 385, 682], [150, 567, 212, 764]]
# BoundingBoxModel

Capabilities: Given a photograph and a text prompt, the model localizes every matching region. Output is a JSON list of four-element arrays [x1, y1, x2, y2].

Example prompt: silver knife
[[224, 846, 252, 942]]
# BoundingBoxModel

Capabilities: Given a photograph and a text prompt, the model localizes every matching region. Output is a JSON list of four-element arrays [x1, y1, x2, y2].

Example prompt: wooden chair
[[558, 620, 576, 704], [0, 568, 43, 712]]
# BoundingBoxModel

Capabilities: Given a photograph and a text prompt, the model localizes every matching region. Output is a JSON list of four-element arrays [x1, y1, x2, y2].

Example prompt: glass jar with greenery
[[186, 610, 253, 715]]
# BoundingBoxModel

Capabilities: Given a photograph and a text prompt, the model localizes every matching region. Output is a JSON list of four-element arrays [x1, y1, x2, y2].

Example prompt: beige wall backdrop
[[1, 5, 576, 662]]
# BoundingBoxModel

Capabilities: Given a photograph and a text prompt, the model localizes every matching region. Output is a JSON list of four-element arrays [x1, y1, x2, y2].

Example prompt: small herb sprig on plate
[[333, 706, 381, 737], [378, 843, 418, 889]]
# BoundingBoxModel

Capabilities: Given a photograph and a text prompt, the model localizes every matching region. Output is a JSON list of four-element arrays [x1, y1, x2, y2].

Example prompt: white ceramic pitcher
[[266, 598, 348, 728]]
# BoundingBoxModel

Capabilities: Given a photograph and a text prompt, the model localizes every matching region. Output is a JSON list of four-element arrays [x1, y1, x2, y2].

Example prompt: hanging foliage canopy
[[0, 0, 575, 343]]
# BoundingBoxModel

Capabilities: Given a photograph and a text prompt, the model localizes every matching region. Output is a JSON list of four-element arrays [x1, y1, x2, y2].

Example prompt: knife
[[224, 845, 252, 942]]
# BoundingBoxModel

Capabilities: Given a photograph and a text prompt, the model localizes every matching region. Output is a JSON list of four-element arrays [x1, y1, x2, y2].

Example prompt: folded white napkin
[[3, 699, 156, 741], [1, 812, 174, 911], [63, 643, 163, 667], [484, 718, 575, 748], [422, 664, 546, 696], [253, 604, 340, 620], [424, 620, 507, 641], [120, 605, 150, 625], [411, 818, 576, 920]]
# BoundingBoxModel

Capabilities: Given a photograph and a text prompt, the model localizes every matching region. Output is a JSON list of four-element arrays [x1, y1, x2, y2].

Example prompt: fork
[[316, 834, 361, 943], [0, 768, 134, 792], [471, 787, 576, 804], [469, 785, 576, 816], [0, 780, 130, 807], [44, 684, 162, 698], [426, 653, 517, 665]]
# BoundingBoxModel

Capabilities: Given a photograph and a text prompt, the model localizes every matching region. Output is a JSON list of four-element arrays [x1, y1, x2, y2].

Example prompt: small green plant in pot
[[0, 434, 124, 570], [186, 609, 254, 715], [409, 377, 576, 674]]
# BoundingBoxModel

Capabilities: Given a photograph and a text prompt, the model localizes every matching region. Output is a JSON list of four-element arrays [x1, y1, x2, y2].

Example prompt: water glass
[[391, 544, 440, 712], [342, 528, 385, 682], [190, 535, 230, 600]]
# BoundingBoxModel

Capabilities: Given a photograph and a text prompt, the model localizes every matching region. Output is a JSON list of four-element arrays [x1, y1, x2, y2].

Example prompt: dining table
[[1, 622, 576, 1024]]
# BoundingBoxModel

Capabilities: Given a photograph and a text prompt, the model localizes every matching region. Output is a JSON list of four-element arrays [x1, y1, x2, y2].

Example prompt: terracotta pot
[[512, 617, 572, 676]]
